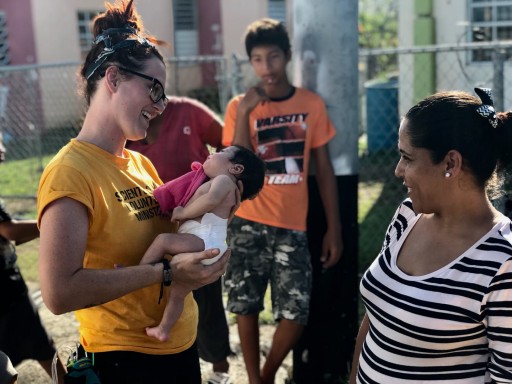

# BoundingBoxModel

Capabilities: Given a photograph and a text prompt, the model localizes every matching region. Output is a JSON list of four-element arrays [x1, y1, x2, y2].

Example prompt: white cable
[[51, 341, 80, 384]]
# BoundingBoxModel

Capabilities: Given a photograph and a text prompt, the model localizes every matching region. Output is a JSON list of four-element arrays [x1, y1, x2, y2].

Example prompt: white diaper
[[178, 212, 228, 265]]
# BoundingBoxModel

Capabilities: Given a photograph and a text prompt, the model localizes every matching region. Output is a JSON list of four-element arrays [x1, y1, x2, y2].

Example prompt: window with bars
[[77, 10, 101, 59], [173, 0, 198, 57], [470, 0, 512, 61], [0, 12, 10, 65], [269, 0, 286, 24]]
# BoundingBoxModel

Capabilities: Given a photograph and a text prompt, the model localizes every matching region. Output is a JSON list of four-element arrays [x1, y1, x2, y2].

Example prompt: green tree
[[359, 0, 398, 79]]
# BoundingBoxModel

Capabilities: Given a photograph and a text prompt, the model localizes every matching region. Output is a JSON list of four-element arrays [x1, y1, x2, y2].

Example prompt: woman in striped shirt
[[350, 88, 512, 383]]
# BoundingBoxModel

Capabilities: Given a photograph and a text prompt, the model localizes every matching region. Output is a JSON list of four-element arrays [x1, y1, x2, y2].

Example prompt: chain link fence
[[0, 57, 227, 167], [1, 44, 512, 269], [0, 57, 227, 204]]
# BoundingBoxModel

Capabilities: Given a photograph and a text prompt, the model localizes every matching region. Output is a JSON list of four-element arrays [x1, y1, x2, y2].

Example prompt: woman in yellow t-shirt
[[37, 1, 229, 383]]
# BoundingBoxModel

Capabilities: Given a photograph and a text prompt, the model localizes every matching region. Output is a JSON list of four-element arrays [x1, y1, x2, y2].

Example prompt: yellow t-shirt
[[37, 139, 198, 354], [223, 87, 336, 231]]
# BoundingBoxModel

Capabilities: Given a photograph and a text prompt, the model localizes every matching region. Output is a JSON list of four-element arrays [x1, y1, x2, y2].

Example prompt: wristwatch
[[162, 258, 172, 286]]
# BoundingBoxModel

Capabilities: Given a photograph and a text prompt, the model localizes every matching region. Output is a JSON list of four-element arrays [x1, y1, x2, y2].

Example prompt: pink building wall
[[198, 0, 223, 86], [0, 0, 43, 138], [0, 0, 37, 64]]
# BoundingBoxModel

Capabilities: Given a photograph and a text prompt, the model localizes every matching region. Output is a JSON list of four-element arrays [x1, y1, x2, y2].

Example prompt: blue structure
[[365, 78, 399, 153]]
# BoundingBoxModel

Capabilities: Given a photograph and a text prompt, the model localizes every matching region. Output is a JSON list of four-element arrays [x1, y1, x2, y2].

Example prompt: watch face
[[163, 259, 172, 286]]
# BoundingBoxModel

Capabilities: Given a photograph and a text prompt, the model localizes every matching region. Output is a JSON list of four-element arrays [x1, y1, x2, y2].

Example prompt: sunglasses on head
[[118, 67, 168, 107]]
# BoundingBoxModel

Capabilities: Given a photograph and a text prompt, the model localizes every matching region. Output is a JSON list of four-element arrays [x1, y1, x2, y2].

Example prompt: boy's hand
[[171, 206, 185, 222], [321, 229, 343, 268], [238, 86, 269, 115]]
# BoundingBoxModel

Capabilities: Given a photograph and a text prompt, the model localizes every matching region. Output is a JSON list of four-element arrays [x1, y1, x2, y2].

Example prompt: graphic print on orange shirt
[[255, 113, 308, 180]]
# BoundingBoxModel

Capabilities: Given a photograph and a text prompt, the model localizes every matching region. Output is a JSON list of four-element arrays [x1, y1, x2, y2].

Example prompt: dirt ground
[[14, 284, 292, 384]]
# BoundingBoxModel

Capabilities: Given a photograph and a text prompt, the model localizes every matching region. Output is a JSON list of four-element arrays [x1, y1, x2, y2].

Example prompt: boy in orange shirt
[[222, 18, 343, 384]]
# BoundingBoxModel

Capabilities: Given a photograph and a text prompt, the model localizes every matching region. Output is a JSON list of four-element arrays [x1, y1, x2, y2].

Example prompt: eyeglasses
[[118, 67, 168, 107]]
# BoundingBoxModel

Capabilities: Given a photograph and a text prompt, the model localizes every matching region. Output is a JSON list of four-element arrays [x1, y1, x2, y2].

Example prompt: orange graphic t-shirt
[[222, 87, 336, 231]]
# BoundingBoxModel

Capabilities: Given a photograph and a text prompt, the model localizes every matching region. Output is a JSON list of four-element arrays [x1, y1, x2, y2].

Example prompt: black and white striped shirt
[[358, 199, 512, 383]]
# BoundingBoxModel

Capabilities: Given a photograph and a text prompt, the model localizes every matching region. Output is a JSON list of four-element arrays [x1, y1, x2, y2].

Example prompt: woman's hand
[[170, 248, 230, 291]]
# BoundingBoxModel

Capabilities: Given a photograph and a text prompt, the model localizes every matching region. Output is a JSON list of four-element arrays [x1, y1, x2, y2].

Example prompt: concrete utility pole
[[413, 0, 435, 102], [292, 1, 359, 383]]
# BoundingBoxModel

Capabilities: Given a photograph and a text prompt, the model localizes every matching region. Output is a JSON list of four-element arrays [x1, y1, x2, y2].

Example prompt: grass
[[0, 155, 51, 283], [1, 198, 40, 282], [358, 150, 405, 271], [16, 237, 40, 282], [0, 156, 53, 197]]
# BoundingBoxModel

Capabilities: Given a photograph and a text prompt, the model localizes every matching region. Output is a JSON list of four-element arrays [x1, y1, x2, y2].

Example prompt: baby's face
[[203, 146, 238, 177]]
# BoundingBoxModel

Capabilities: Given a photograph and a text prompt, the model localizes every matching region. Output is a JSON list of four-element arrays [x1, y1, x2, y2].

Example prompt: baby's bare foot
[[145, 326, 169, 342]]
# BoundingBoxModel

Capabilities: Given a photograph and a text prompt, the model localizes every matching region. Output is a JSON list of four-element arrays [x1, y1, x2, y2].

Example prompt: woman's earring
[[445, 172, 451, 178]]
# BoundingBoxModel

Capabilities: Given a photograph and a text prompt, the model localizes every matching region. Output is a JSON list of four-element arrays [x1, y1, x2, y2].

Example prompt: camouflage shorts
[[224, 217, 312, 325]]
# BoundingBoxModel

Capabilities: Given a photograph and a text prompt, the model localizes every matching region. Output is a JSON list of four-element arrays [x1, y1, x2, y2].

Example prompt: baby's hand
[[171, 206, 185, 222]]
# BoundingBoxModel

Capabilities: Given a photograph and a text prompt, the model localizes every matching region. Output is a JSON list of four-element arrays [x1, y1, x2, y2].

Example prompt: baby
[[140, 145, 265, 341]]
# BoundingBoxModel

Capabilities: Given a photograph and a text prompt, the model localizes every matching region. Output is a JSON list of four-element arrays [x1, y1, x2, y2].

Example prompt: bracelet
[[158, 259, 172, 304]]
